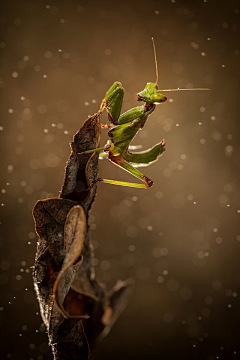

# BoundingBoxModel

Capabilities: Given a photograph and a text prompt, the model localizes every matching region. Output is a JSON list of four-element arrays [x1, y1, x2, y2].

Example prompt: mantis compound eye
[[151, 93, 167, 104]]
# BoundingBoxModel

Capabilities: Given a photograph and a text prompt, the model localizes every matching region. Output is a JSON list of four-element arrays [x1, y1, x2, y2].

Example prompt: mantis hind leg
[[91, 155, 154, 189]]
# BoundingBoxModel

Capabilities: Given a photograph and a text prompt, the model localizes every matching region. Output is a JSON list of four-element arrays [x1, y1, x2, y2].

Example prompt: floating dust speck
[[63, 52, 70, 59], [12, 71, 18, 78], [163, 313, 173, 323], [190, 42, 199, 49], [7, 165, 13, 173], [225, 145, 233, 157], [216, 237, 223, 244], [44, 51, 52, 59]]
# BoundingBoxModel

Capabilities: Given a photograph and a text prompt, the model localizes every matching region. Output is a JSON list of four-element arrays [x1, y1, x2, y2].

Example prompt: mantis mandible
[[80, 39, 209, 189]]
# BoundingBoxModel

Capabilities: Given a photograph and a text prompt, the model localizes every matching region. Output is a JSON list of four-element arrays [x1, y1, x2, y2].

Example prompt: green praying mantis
[[80, 39, 209, 189]]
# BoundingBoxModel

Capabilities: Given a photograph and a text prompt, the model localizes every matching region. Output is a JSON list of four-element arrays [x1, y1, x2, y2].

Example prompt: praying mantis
[[80, 39, 208, 189]]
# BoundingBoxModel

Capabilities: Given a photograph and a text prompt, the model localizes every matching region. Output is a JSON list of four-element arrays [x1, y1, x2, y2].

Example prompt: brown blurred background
[[0, 0, 240, 359]]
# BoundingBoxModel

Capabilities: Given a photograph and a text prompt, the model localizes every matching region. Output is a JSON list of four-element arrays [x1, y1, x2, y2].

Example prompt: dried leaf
[[60, 112, 101, 212], [33, 112, 134, 360]]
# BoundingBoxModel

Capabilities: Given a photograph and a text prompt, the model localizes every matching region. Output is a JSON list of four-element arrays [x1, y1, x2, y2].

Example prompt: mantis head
[[137, 82, 167, 104]]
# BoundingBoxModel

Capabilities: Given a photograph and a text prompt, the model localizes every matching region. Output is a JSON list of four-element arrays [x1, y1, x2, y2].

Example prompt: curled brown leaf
[[33, 112, 134, 360]]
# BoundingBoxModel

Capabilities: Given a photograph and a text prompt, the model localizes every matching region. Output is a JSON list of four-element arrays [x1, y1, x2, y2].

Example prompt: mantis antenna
[[152, 37, 158, 85], [151, 38, 210, 92], [158, 88, 210, 91]]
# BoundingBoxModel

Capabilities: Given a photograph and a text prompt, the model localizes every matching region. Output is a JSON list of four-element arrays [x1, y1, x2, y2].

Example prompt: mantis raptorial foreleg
[[123, 140, 166, 167]]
